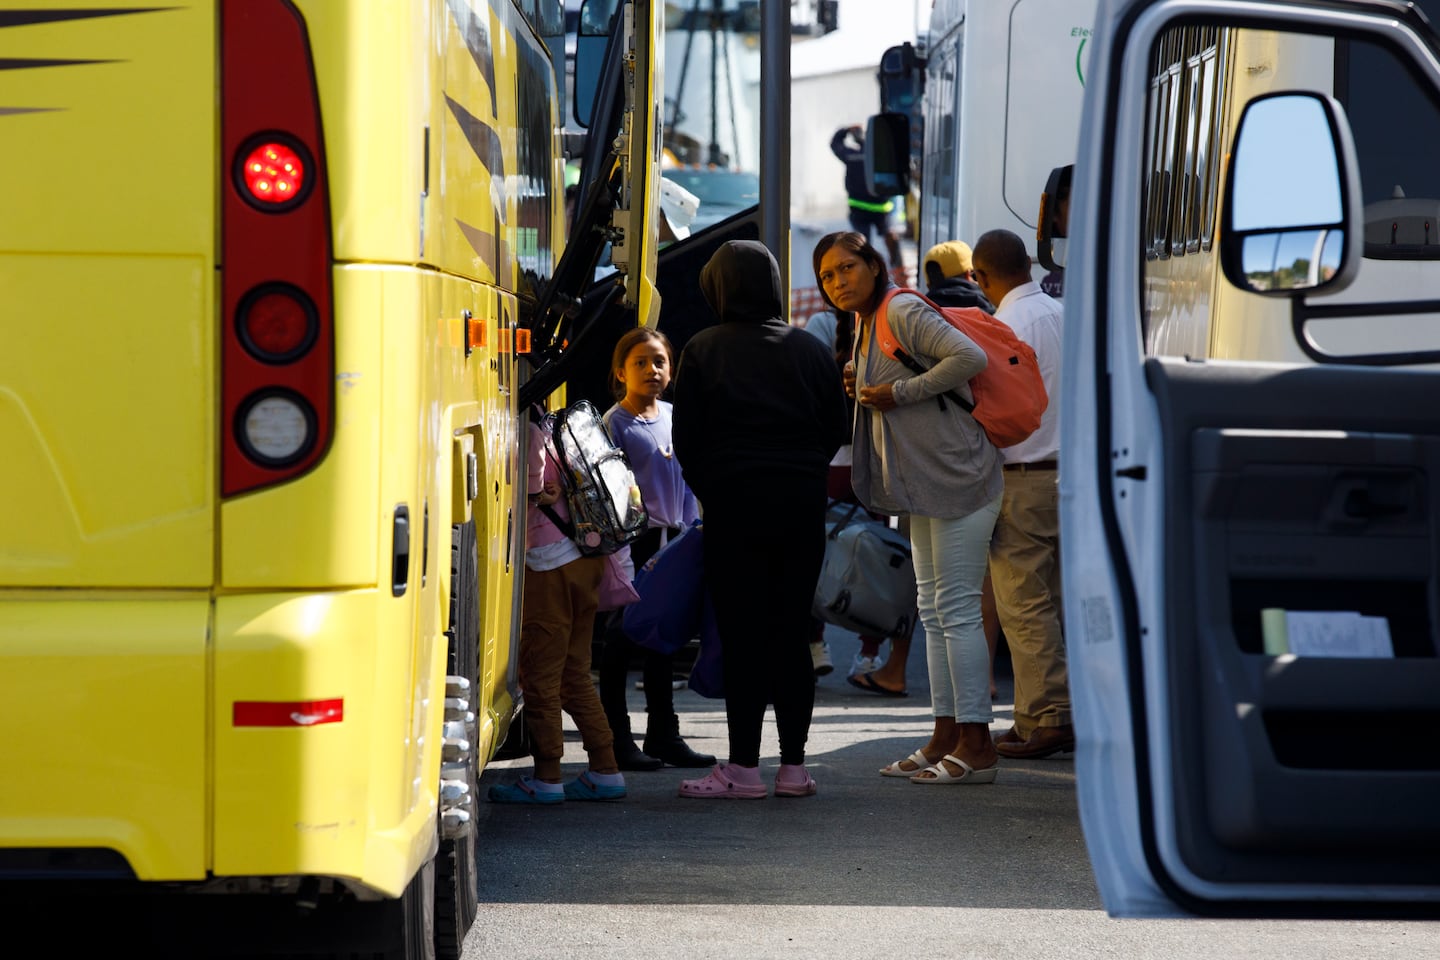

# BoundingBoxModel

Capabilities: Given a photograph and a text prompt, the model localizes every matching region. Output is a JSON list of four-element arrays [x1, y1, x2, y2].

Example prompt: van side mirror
[[864, 112, 910, 198], [1220, 92, 1361, 296], [1037, 164, 1074, 272]]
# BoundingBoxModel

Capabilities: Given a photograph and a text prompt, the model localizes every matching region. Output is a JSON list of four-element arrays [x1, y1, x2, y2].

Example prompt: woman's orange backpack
[[872, 288, 1048, 448]]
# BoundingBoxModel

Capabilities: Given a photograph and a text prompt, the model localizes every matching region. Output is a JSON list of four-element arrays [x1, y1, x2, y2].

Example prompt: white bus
[[871, 0, 1098, 284]]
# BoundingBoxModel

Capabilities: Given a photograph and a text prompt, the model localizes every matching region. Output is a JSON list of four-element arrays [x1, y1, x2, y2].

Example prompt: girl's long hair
[[832, 308, 855, 367]]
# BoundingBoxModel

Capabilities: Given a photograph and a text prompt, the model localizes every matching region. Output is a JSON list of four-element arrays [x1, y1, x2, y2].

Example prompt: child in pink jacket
[[487, 411, 625, 803]]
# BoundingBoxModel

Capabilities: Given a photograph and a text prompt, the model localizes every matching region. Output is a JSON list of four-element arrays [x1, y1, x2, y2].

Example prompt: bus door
[[1065, 0, 1440, 918], [533, 0, 760, 409], [523, 0, 664, 409]]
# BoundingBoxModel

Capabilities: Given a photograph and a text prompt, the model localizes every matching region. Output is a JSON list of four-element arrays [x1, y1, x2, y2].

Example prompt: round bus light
[[234, 136, 313, 212], [236, 391, 317, 468], [237, 285, 317, 363]]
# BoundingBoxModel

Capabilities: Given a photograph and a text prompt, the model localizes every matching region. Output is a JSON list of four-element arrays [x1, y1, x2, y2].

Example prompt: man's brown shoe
[[994, 724, 1075, 759], [993, 726, 1025, 748]]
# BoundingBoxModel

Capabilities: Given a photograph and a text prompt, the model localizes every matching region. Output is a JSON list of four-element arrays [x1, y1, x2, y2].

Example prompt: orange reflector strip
[[233, 698, 344, 727], [514, 328, 531, 354], [497, 328, 512, 353], [467, 318, 486, 350]]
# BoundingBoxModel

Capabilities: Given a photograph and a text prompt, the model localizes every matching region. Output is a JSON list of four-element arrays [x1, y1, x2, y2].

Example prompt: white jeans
[[911, 494, 1002, 724]]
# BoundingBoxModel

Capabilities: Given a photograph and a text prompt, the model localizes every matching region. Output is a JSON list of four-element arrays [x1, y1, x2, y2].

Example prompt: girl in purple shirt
[[596, 328, 713, 770]]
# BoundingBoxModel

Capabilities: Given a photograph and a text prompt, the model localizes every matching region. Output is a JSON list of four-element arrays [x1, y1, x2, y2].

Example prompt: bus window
[[1140, 20, 1440, 362]]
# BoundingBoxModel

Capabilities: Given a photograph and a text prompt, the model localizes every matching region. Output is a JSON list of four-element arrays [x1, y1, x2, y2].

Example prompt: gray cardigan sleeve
[[883, 293, 987, 406]]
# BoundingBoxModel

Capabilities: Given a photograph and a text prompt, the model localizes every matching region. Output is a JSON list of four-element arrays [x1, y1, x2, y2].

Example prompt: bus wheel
[[350, 857, 436, 960], [406, 857, 438, 960], [435, 520, 481, 960]]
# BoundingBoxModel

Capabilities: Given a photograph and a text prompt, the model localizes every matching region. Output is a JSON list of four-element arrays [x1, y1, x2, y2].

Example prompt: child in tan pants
[[487, 413, 624, 804]]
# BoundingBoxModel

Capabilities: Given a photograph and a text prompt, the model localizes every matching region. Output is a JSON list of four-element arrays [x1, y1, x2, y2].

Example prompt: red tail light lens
[[222, 0, 332, 496], [237, 285, 317, 363], [236, 136, 312, 211]]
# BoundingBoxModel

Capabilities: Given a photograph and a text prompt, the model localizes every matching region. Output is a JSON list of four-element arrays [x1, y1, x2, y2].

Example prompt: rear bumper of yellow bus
[[0, 590, 441, 899]]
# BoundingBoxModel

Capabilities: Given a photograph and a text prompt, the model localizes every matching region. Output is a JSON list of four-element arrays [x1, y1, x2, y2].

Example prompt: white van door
[[1063, 0, 1440, 917]]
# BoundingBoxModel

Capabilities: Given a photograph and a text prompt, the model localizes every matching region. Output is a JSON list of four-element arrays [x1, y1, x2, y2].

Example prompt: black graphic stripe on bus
[[445, 0, 497, 116], [444, 93, 504, 183], [0, 58, 114, 70], [455, 219, 498, 276], [0, 8, 168, 28]]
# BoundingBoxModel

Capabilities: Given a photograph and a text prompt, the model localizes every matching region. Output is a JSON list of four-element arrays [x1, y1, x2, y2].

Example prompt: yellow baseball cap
[[923, 240, 974, 278]]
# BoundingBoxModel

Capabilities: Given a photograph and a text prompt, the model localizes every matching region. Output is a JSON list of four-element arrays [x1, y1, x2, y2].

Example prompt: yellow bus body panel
[[0, 3, 215, 257], [0, 597, 208, 879], [212, 590, 431, 896], [0, 1, 217, 588], [1, 257, 215, 587]]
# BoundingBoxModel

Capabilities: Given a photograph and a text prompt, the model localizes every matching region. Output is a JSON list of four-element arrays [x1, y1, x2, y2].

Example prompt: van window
[[1139, 19, 1440, 361]]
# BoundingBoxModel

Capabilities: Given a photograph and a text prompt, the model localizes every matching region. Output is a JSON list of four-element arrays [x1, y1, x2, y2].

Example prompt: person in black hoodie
[[922, 240, 995, 313], [671, 240, 849, 799]]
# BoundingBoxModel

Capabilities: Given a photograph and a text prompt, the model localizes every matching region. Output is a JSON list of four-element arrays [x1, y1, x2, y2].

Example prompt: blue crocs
[[487, 776, 564, 805], [563, 770, 626, 801]]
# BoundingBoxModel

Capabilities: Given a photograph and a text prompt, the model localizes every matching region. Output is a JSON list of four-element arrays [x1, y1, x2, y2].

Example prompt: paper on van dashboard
[[1272, 610, 1394, 658]]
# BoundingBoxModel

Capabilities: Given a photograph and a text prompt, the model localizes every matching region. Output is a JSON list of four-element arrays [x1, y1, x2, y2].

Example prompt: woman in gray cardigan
[[813, 231, 1005, 785]]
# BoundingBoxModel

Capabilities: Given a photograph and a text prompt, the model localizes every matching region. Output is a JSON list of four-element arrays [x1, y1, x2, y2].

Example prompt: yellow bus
[[0, 1, 661, 955]]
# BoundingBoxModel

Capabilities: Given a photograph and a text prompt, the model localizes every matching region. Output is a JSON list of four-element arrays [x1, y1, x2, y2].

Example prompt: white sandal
[[910, 753, 999, 785], [879, 749, 934, 778]]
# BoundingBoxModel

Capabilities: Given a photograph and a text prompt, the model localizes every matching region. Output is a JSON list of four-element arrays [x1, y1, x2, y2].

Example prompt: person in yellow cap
[[922, 240, 995, 313]]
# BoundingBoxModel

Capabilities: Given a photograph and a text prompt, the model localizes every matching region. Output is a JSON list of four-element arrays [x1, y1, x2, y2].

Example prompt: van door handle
[[1343, 488, 1407, 519]]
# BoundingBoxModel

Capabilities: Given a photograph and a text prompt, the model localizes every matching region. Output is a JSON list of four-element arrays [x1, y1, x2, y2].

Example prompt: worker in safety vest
[[830, 124, 905, 274]]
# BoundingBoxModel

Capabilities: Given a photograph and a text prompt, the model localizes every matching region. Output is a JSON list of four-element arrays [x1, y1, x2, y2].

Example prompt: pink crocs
[[774, 763, 817, 798], [678, 763, 767, 799]]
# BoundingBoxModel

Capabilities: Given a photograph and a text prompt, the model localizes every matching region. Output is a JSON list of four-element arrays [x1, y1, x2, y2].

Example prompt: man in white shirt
[[971, 229, 1073, 758]]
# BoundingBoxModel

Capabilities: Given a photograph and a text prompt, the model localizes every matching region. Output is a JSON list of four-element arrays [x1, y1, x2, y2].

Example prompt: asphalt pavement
[[464, 626, 1440, 959]]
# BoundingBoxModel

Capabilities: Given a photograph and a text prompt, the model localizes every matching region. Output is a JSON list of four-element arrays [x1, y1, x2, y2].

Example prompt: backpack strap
[[528, 403, 581, 542], [874, 288, 976, 414], [826, 500, 865, 540], [538, 502, 578, 542]]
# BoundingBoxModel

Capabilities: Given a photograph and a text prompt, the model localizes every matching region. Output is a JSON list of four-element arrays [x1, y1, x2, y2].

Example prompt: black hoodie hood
[[927, 273, 995, 313], [699, 239, 783, 324]]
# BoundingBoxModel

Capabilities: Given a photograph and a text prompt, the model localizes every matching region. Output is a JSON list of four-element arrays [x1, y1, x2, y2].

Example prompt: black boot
[[608, 712, 662, 771], [643, 715, 716, 768], [615, 739, 663, 771]]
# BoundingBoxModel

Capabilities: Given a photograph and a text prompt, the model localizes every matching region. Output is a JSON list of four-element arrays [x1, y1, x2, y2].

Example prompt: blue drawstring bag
[[622, 520, 704, 656], [686, 595, 724, 699]]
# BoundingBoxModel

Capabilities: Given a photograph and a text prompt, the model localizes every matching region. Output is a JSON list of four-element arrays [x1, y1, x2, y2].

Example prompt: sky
[[564, 0, 927, 77], [792, 0, 929, 79]]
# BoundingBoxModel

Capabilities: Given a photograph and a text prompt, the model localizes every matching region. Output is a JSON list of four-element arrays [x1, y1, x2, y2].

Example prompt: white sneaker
[[811, 640, 834, 676], [850, 653, 884, 676], [636, 676, 688, 691]]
